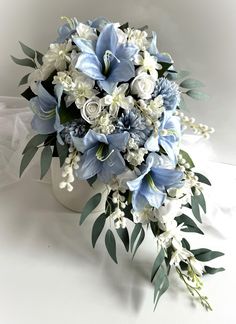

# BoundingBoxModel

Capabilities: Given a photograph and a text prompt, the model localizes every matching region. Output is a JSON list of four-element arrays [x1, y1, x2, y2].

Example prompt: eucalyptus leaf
[[92, 213, 107, 248], [178, 96, 187, 111], [20, 146, 38, 177], [204, 266, 225, 275], [19, 42, 35, 59], [80, 193, 102, 225], [23, 134, 48, 154], [11, 56, 36, 68], [117, 227, 129, 252], [18, 73, 30, 86], [195, 192, 206, 213], [36, 51, 44, 65], [132, 227, 145, 258], [105, 229, 118, 264], [181, 238, 191, 250], [40, 145, 53, 179], [186, 89, 209, 100], [180, 78, 204, 89], [192, 248, 224, 262], [179, 150, 195, 168], [153, 265, 169, 310], [195, 172, 211, 186], [176, 214, 204, 235], [191, 196, 202, 223], [87, 175, 97, 187], [167, 70, 190, 81], [151, 248, 165, 282], [131, 223, 142, 252], [56, 141, 68, 167]]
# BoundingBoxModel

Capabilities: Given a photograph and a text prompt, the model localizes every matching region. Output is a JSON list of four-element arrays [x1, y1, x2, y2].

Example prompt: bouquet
[[12, 16, 224, 311]]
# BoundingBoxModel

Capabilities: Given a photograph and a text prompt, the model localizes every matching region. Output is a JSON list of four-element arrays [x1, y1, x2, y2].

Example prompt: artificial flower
[[134, 50, 162, 80], [131, 72, 156, 99], [152, 77, 180, 111], [81, 96, 102, 124]]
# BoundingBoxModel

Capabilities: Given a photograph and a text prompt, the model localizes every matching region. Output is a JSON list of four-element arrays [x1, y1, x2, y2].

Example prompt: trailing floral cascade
[[12, 16, 224, 311]]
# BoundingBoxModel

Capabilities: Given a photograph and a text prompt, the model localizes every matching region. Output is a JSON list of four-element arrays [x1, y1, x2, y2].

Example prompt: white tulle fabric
[[0, 96, 235, 238]]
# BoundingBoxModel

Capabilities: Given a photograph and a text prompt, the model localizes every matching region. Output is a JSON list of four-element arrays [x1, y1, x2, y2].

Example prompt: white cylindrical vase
[[51, 158, 108, 213]]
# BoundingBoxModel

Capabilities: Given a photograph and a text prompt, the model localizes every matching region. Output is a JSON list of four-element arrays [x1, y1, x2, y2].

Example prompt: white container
[[51, 158, 108, 213]]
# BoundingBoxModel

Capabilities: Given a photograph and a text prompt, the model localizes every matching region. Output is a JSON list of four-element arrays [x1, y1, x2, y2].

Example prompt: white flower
[[92, 112, 115, 134], [81, 97, 102, 124], [131, 72, 156, 100], [68, 72, 98, 108], [125, 147, 148, 166], [101, 84, 134, 117], [170, 245, 193, 266], [157, 223, 186, 250], [155, 199, 182, 231], [126, 28, 149, 50], [42, 40, 73, 78], [189, 257, 205, 276], [134, 51, 162, 80], [111, 207, 126, 229], [75, 23, 98, 41], [53, 71, 74, 92], [132, 206, 158, 224]]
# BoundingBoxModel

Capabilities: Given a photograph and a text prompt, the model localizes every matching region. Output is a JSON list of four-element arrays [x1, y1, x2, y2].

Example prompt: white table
[[0, 97, 235, 323]]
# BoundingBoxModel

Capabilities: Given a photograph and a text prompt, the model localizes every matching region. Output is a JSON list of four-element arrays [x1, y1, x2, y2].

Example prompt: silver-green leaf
[[186, 89, 209, 100], [92, 213, 106, 248], [22, 134, 48, 154], [151, 248, 165, 282], [80, 193, 102, 225], [19, 42, 35, 59], [18, 73, 30, 86], [40, 145, 53, 179], [180, 78, 204, 89], [105, 229, 118, 264], [20, 146, 38, 177], [11, 56, 36, 68]]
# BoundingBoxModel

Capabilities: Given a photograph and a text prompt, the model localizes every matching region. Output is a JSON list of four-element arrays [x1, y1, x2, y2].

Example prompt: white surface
[[0, 98, 236, 323], [0, 0, 236, 164]]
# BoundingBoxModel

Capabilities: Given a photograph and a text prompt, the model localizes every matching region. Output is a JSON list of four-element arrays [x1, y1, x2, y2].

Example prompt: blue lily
[[148, 31, 173, 64], [56, 17, 78, 43], [30, 83, 63, 135], [73, 130, 129, 183], [127, 153, 183, 211], [145, 113, 181, 164], [74, 23, 138, 93]]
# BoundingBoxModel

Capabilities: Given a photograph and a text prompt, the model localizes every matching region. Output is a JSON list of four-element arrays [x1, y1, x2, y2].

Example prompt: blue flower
[[73, 130, 129, 183], [127, 153, 183, 211], [60, 118, 88, 145], [56, 18, 78, 43], [153, 77, 180, 111], [30, 83, 63, 135], [116, 109, 151, 146], [145, 113, 181, 164], [148, 31, 173, 64], [74, 23, 138, 93]]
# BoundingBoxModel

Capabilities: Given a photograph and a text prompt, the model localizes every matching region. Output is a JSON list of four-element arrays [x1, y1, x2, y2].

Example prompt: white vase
[[51, 158, 108, 213]]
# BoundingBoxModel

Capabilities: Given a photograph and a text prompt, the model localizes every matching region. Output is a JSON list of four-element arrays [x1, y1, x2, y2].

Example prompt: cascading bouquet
[[12, 17, 224, 311]]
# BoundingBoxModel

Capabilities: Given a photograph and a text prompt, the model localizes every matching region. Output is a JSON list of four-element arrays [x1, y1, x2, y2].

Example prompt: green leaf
[[176, 214, 204, 235], [132, 227, 145, 258], [179, 150, 195, 168], [186, 89, 209, 100], [195, 172, 211, 186], [87, 175, 97, 187], [178, 96, 187, 111], [105, 229, 118, 264], [151, 248, 165, 282], [158, 62, 173, 77], [167, 70, 190, 81], [19, 42, 35, 59], [180, 78, 204, 89], [191, 196, 202, 223], [153, 265, 169, 310], [11, 56, 36, 68], [56, 141, 68, 167], [20, 147, 38, 177], [150, 221, 159, 237], [191, 248, 224, 262], [181, 238, 191, 250], [18, 73, 30, 86], [80, 193, 102, 225], [23, 134, 48, 154], [40, 145, 53, 179], [195, 192, 206, 213], [36, 51, 44, 65], [116, 227, 129, 252], [204, 266, 225, 275], [92, 213, 107, 248], [130, 223, 142, 252]]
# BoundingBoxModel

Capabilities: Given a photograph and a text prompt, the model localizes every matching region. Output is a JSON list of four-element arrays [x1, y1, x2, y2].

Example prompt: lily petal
[[73, 37, 96, 54], [76, 146, 102, 180], [76, 53, 105, 80], [116, 43, 138, 60], [95, 23, 118, 62], [108, 59, 135, 83]]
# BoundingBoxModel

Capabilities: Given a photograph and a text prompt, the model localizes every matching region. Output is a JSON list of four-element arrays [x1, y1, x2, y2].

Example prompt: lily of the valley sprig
[[12, 16, 224, 311]]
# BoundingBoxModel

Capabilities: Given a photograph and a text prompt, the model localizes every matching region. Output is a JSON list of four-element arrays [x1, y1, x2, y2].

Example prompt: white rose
[[131, 72, 155, 99], [81, 97, 102, 124]]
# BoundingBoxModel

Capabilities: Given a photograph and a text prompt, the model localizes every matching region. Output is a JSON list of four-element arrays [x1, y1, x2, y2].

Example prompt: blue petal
[[76, 146, 102, 180], [159, 138, 177, 164], [71, 136, 86, 153], [95, 23, 118, 62], [37, 83, 57, 110], [107, 132, 129, 151], [84, 130, 108, 149], [31, 113, 55, 134], [115, 43, 138, 60], [151, 167, 183, 189], [76, 53, 105, 80], [131, 190, 149, 211], [97, 80, 117, 94], [148, 31, 158, 55], [99, 150, 126, 183], [73, 38, 96, 54], [140, 180, 166, 209], [89, 17, 110, 31], [56, 24, 75, 43], [108, 59, 135, 83]]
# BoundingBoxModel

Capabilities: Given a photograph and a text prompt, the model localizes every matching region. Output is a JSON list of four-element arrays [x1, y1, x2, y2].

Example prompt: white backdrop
[[0, 0, 235, 164]]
